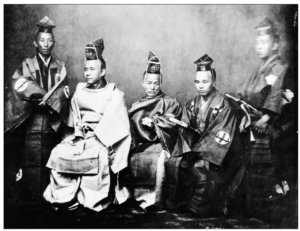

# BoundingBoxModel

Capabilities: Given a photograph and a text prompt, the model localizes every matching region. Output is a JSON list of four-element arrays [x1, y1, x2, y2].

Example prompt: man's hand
[[254, 122, 268, 136], [239, 115, 247, 133], [141, 117, 154, 128], [253, 114, 270, 135], [16, 169, 23, 181]]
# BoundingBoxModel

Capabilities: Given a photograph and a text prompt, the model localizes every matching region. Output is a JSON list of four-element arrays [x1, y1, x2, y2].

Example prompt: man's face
[[194, 71, 215, 96], [34, 32, 55, 56], [84, 60, 104, 85], [142, 73, 161, 98], [255, 34, 276, 60]]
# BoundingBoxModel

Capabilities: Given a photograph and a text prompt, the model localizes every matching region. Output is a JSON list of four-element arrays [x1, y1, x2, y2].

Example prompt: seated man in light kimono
[[43, 38, 131, 213], [123, 52, 182, 213]]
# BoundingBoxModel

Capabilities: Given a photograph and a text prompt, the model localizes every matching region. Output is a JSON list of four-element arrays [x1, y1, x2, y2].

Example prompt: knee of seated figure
[[157, 151, 169, 177], [157, 151, 170, 170]]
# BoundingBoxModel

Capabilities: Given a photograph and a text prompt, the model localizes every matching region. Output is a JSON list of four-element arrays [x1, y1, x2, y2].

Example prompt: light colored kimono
[[44, 82, 131, 212]]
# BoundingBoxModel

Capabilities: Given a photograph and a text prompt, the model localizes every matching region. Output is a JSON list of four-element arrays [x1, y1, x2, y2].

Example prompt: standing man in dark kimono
[[124, 52, 182, 213], [237, 18, 295, 203], [4, 16, 70, 203], [166, 54, 242, 217]]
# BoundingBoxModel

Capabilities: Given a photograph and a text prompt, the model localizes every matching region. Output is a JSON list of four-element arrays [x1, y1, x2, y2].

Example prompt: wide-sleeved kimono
[[44, 82, 131, 212], [166, 88, 242, 212], [4, 55, 70, 202], [239, 54, 288, 114], [237, 54, 290, 198], [125, 90, 182, 209]]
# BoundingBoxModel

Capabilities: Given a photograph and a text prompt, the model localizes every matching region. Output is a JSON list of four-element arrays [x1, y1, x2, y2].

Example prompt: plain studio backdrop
[[4, 5, 297, 107]]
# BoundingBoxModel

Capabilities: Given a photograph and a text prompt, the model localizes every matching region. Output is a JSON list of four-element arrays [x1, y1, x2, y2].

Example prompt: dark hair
[[211, 68, 216, 82], [256, 17, 280, 44], [271, 34, 280, 44], [142, 71, 163, 83], [99, 56, 106, 70]]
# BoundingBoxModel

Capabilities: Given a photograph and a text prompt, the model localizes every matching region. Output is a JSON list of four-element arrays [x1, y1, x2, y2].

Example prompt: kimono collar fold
[[198, 87, 223, 109], [37, 53, 52, 67], [141, 90, 164, 102], [259, 54, 279, 75]]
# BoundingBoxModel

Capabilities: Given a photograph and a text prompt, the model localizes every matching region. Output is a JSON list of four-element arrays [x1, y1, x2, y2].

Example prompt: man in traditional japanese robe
[[44, 38, 131, 213], [237, 18, 295, 200], [124, 52, 182, 213], [166, 54, 242, 217], [4, 16, 70, 203]]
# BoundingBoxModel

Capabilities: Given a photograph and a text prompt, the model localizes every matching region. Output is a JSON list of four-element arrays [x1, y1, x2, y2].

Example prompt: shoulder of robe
[[214, 91, 229, 106], [12, 57, 33, 79], [52, 59, 66, 70], [76, 82, 87, 90], [216, 91, 226, 101], [163, 94, 180, 105], [271, 58, 288, 75], [54, 59, 65, 66], [130, 100, 139, 108], [25, 56, 35, 61], [110, 83, 125, 97], [184, 97, 197, 113], [23, 57, 35, 65], [185, 95, 197, 107]]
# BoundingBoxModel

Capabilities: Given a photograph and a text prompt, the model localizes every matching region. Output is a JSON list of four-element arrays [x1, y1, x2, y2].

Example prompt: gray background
[[4, 5, 297, 107]]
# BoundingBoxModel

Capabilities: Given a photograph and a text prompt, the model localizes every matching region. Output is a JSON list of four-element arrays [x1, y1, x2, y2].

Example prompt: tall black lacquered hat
[[255, 17, 276, 36], [146, 51, 161, 74], [37, 16, 56, 33], [85, 38, 105, 60], [194, 54, 214, 71]]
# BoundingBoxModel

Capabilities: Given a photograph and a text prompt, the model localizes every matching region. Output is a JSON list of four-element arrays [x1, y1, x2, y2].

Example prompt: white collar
[[38, 53, 51, 67], [200, 96, 208, 110]]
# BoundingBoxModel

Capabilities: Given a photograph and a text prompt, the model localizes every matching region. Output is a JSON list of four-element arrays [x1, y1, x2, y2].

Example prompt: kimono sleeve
[[5, 61, 46, 132], [151, 97, 183, 153], [193, 99, 238, 166]]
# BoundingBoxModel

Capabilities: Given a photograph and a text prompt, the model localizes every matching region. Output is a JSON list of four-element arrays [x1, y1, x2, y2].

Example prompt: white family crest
[[14, 78, 29, 92], [215, 131, 230, 145]]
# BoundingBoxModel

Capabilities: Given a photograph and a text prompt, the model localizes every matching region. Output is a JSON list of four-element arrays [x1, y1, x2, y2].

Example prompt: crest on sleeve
[[64, 86, 70, 99], [14, 78, 29, 92], [265, 74, 278, 85], [190, 100, 195, 112], [212, 103, 223, 116], [215, 131, 230, 145]]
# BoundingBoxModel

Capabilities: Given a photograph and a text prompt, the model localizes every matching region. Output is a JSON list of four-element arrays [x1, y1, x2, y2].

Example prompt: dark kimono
[[166, 88, 243, 213], [4, 54, 70, 202], [239, 54, 288, 113], [238, 54, 290, 201], [126, 90, 182, 209]]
